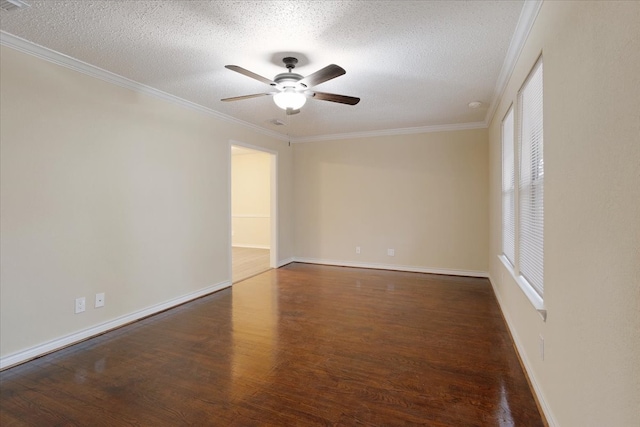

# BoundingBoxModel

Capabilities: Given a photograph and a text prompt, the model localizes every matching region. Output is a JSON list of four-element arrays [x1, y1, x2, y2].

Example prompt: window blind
[[502, 108, 515, 266], [518, 60, 544, 296]]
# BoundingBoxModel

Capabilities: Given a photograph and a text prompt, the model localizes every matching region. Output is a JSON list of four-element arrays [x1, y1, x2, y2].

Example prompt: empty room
[[1, 1, 638, 426]]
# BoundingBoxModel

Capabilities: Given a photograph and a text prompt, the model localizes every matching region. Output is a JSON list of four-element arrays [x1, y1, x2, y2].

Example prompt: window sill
[[498, 255, 547, 321]]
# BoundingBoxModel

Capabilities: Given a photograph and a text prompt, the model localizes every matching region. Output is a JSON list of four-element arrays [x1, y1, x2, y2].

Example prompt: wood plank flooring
[[0, 263, 544, 426], [232, 246, 270, 283]]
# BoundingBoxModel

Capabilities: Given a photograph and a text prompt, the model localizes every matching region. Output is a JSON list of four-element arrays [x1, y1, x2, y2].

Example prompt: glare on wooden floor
[[232, 246, 270, 282]]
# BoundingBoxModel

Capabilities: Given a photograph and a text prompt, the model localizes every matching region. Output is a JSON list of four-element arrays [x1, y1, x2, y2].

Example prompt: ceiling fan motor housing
[[275, 57, 306, 89], [274, 72, 305, 89]]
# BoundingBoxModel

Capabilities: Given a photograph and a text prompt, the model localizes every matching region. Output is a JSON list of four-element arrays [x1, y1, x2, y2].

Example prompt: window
[[500, 58, 545, 316], [518, 60, 544, 297], [502, 107, 515, 266]]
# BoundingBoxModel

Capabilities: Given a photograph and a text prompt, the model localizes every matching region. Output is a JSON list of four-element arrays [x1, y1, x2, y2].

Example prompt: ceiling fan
[[221, 57, 360, 115]]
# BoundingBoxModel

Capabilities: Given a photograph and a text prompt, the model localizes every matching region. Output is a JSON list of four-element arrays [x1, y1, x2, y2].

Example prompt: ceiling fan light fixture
[[222, 58, 358, 109], [273, 89, 306, 110]]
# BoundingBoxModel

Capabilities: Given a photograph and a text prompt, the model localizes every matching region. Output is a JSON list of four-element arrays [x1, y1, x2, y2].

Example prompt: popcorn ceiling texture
[[0, 1, 523, 138]]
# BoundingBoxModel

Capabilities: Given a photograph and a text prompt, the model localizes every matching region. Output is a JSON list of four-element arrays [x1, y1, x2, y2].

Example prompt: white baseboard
[[277, 257, 295, 267], [488, 274, 557, 426], [232, 244, 270, 250], [0, 280, 231, 370], [292, 257, 489, 278]]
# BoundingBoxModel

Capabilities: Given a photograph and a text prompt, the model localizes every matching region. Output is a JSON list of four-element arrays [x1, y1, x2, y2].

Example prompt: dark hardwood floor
[[0, 263, 544, 426]]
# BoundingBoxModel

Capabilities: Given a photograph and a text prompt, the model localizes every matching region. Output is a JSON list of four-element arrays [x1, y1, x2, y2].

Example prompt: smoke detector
[[0, 0, 30, 12]]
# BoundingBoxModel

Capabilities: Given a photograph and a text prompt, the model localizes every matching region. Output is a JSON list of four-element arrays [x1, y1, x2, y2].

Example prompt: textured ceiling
[[0, 1, 525, 140]]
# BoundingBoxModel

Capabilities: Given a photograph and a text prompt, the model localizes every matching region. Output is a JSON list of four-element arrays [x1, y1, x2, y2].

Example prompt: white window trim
[[499, 255, 547, 321], [501, 106, 516, 266], [499, 56, 546, 321]]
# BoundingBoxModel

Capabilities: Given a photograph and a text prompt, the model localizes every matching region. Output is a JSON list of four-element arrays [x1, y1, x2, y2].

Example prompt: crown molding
[[2, 6, 537, 146], [484, 0, 543, 127], [291, 121, 487, 143], [0, 31, 288, 142]]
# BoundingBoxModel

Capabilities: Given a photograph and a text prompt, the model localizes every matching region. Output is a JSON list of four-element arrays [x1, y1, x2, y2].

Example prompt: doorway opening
[[230, 143, 277, 283]]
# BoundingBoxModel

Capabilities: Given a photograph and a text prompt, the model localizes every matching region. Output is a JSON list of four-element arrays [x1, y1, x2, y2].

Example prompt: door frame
[[228, 140, 278, 282]]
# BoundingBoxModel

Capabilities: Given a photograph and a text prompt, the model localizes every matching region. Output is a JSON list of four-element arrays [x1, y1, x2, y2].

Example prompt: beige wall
[[3, 2, 640, 423], [293, 129, 489, 274], [488, 1, 640, 425], [0, 45, 295, 360], [232, 151, 271, 248]]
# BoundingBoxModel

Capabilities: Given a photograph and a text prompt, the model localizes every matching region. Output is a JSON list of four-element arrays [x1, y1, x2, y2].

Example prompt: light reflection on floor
[[231, 276, 279, 400], [498, 381, 515, 426]]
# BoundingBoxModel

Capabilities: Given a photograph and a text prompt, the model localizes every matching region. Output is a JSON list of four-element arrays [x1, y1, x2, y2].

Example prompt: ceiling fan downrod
[[282, 57, 298, 72]]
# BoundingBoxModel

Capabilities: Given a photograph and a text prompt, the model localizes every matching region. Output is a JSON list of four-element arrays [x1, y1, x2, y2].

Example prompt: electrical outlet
[[95, 292, 105, 308], [75, 297, 86, 314], [387, 248, 395, 256], [356, 246, 361, 254], [539, 335, 544, 361]]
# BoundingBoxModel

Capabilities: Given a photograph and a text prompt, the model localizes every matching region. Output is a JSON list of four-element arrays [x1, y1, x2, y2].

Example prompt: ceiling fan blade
[[298, 64, 346, 88], [225, 65, 277, 86], [221, 93, 273, 102], [311, 91, 360, 105]]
